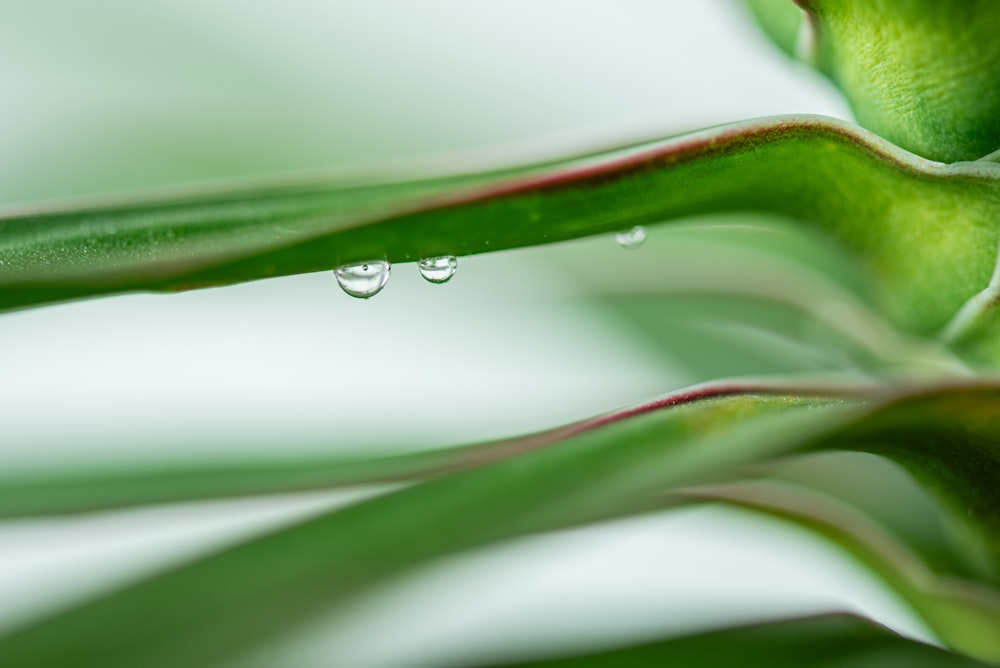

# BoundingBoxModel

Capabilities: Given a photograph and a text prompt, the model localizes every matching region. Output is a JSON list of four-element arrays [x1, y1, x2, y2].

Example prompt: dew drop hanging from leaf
[[615, 225, 647, 249], [334, 260, 391, 299], [417, 256, 458, 284]]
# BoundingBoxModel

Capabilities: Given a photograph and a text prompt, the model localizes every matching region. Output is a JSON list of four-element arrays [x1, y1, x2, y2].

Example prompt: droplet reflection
[[417, 256, 458, 284], [615, 226, 647, 250], [334, 260, 391, 299]]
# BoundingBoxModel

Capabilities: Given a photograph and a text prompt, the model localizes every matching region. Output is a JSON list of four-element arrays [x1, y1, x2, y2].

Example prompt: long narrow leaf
[[0, 387, 861, 668], [3, 116, 999, 340], [8, 381, 1000, 666], [686, 481, 1000, 662], [0, 380, 851, 518]]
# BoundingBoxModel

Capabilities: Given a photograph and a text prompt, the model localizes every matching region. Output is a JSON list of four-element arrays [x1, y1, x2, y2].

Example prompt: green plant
[[3, 0, 1000, 666]]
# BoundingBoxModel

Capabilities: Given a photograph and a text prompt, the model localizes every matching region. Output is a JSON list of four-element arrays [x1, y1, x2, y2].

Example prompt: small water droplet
[[334, 260, 390, 299], [418, 256, 458, 284], [615, 226, 647, 250]]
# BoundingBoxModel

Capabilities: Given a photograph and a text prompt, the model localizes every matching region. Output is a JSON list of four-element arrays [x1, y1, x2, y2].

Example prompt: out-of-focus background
[[0, 1, 936, 666]]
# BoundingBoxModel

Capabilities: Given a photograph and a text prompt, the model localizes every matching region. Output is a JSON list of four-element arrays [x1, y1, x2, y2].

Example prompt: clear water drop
[[334, 260, 391, 299], [417, 256, 458, 284], [615, 225, 647, 250]]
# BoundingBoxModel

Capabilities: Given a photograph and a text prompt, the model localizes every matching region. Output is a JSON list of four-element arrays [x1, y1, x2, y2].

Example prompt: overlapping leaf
[[0, 384, 863, 668], [687, 481, 1000, 661], [7, 381, 1000, 665], [747, 0, 1000, 163]]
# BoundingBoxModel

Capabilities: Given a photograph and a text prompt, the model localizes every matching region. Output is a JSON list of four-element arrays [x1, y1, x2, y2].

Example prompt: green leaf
[[832, 384, 1000, 579], [0, 382, 814, 518], [760, 0, 1000, 162], [8, 381, 1000, 666], [556, 218, 959, 376], [3, 116, 1000, 340], [764, 451, 986, 579], [499, 614, 989, 668], [687, 480, 1000, 662], [0, 385, 861, 668], [0, 434, 564, 518], [743, 0, 806, 58]]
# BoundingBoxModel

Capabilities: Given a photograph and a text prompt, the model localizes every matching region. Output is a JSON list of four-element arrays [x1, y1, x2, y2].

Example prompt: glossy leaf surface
[[3, 117, 1000, 341]]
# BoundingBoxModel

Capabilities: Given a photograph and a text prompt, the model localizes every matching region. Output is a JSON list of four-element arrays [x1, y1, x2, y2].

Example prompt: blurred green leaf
[[743, 0, 805, 58], [687, 481, 1000, 662], [3, 116, 1000, 342], [9, 381, 1000, 665], [500, 614, 989, 668], [0, 385, 859, 668], [3, 385, 810, 518], [832, 385, 1000, 580], [0, 432, 569, 518], [764, 451, 984, 579], [557, 218, 958, 376]]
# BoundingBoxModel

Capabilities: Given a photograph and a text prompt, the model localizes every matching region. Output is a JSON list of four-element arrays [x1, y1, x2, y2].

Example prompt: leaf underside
[[500, 614, 989, 668]]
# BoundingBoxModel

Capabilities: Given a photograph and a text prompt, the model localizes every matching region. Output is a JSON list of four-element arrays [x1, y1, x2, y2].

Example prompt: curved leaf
[[557, 218, 968, 375], [0, 384, 864, 668], [500, 614, 988, 668], [3, 116, 1000, 339], [687, 481, 1000, 662], [760, 0, 1000, 162], [743, 0, 806, 58], [0, 439, 543, 519], [833, 384, 1000, 577], [762, 450, 986, 580], [8, 381, 1000, 666], [0, 382, 829, 518], [0, 381, 860, 519]]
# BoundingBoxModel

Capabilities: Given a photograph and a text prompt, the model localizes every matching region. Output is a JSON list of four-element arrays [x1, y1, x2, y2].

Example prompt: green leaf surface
[[499, 614, 989, 668], [743, 0, 806, 58], [557, 218, 965, 376], [9, 381, 1000, 666], [0, 384, 862, 668], [0, 435, 555, 518], [0, 218, 962, 522], [0, 383, 809, 518], [832, 385, 1000, 579], [687, 481, 1000, 662], [3, 116, 1000, 340], [765, 451, 986, 580], [761, 0, 1000, 162]]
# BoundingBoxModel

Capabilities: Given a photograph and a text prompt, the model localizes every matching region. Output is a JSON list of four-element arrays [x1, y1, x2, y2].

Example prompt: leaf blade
[[3, 116, 999, 338], [9, 381, 1000, 666], [751, 0, 1000, 162], [687, 480, 1000, 662], [0, 387, 858, 667]]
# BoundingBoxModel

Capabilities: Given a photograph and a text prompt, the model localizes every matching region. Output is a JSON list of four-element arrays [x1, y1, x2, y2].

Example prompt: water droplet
[[417, 256, 458, 284], [334, 260, 390, 299], [615, 226, 647, 250]]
